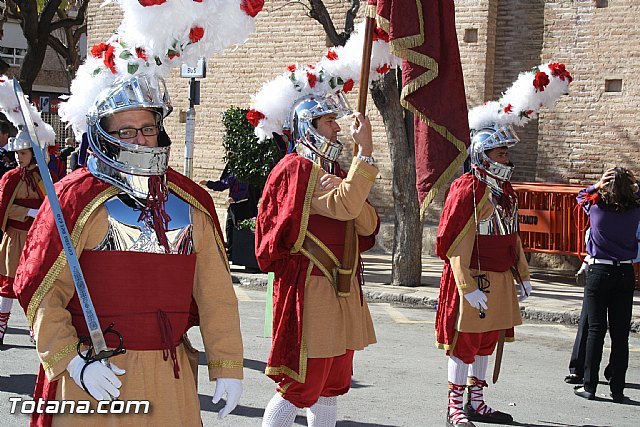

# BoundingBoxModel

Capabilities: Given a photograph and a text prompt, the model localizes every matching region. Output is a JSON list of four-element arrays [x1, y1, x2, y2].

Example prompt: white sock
[[262, 393, 298, 427], [469, 355, 489, 380], [448, 356, 468, 385], [0, 297, 13, 313], [306, 396, 337, 427]]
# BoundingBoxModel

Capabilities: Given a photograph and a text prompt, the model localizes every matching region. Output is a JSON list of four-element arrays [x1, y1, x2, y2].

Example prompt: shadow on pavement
[[0, 373, 36, 396]]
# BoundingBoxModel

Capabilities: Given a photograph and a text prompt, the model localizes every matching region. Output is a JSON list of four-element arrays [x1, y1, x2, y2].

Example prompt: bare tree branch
[[307, 0, 359, 46]]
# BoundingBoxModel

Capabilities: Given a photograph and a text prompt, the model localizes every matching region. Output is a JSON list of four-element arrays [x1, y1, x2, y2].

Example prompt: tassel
[[157, 310, 180, 379], [138, 175, 172, 253], [21, 168, 38, 194]]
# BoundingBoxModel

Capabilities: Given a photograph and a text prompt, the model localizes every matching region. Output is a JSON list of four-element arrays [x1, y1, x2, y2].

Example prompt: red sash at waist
[[306, 215, 346, 277], [67, 250, 196, 351], [7, 218, 33, 231], [6, 198, 43, 230], [13, 198, 43, 209], [469, 234, 518, 272]]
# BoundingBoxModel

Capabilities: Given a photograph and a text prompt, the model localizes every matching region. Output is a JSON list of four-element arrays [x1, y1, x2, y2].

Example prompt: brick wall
[[85, 1, 640, 250]]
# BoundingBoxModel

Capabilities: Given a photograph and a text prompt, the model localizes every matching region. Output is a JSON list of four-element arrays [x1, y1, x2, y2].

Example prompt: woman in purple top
[[574, 167, 640, 403]]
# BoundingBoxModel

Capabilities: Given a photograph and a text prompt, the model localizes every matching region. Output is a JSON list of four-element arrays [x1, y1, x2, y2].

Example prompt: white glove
[[464, 289, 488, 310], [26, 208, 38, 218], [67, 354, 125, 401], [212, 378, 242, 420], [519, 280, 532, 302]]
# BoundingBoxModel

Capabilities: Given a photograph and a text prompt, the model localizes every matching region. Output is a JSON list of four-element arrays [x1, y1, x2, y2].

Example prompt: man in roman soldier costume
[[436, 63, 572, 427], [250, 22, 398, 427], [12, 0, 265, 424], [0, 81, 57, 346]]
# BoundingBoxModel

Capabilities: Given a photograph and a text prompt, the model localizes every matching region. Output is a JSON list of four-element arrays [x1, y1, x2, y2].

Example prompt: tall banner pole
[[338, 16, 376, 297]]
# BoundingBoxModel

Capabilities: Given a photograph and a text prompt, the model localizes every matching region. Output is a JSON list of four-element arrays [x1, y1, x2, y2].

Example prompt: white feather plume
[[0, 76, 56, 147], [250, 20, 401, 141], [468, 62, 572, 131], [60, 0, 263, 139]]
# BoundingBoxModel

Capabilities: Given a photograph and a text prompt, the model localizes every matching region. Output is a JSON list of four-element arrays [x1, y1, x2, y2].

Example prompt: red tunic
[[256, 154, 377, 384]]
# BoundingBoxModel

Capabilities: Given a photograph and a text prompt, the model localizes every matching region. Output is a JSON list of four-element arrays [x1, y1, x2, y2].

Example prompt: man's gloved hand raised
[[464, 289, 488, 310], [212, 378, 242, 419], [67, 354, 125, 401], [519, 280, 532, 302]]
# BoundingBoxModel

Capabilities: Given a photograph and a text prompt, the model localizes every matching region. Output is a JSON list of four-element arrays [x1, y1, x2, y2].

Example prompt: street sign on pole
[[180, 58, 206, 178]]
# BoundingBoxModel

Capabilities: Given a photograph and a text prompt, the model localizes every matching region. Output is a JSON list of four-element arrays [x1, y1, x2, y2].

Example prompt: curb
[[232, 271, 640, 333]]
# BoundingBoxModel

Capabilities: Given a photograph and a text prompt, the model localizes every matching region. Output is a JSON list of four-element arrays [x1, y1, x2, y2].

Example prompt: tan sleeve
[[310, 157, 378, 234], [32, 207, 109, 380], [192, 209, 244, 380], [515, 235, 530, 281], [7, 181, 32, 222]]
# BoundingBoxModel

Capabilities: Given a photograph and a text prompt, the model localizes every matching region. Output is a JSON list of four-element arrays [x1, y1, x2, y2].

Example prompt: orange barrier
[[511, 182, 588, 258]]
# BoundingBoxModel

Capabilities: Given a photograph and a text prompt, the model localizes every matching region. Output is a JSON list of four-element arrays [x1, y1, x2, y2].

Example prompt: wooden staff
[[337, 16, 375, 297]]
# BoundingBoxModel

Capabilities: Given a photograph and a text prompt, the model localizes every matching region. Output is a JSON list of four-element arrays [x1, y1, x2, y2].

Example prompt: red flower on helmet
[[326, 50, 339, 61], [287, 64, 297, 73], [135, 47, 148, 61], [90, 42, 109, 58], [193, 0, 203, 2], [549, 62, 573, 83], [189, 27, 205, 44], [103, 45, 117, 74], [240, 0, 264, 17], [373, 25, 390, 43], [342, 79, 354, 94], [246, 109, 265, 127], [307, 72, 317, 88], [138, 0, 166, 6], [503, 103, 513, 113], [533, 71, 550, 92], [376, 64, 391, 75]]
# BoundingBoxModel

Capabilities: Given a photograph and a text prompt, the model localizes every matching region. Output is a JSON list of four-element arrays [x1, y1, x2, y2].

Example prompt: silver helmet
[[7, 129, 31, 152], [86, 75, 172, 176], [86, 75, 173, 198], [284, 91, 351, 163], [469, 124, 519, 190]]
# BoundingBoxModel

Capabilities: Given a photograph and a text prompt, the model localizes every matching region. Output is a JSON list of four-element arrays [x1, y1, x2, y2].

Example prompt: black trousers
[[568, 293, 612, 378], [583, 263, 635, 395]]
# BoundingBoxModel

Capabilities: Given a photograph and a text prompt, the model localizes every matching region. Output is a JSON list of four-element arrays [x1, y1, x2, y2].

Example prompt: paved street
[[1, 286, 639, 426]]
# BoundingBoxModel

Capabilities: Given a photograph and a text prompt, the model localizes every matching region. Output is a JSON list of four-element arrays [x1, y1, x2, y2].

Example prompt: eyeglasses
[[108, 125, 159, 139]]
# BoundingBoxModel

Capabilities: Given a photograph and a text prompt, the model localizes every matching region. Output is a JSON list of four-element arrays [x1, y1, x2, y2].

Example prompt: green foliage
[[222, 106, 282, 187], [237, 217, 256, 231]]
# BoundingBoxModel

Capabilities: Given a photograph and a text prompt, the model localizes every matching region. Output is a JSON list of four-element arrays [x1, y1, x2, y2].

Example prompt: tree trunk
[[371, 71, 423, 287]]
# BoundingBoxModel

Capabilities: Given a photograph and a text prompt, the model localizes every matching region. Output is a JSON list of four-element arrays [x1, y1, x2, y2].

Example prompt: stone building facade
[[85, 0, 639, 254]]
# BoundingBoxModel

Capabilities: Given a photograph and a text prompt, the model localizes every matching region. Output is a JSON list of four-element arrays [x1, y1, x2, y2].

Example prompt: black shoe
[[565, 373, 583, 384], [446, 413, 476, 427], [573, 386, 595, 400], [611, 393, 625, 404], [464, 402, 513, 424]]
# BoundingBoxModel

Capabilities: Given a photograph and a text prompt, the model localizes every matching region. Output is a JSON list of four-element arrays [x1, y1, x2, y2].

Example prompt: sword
[[13, 79, 123, 395], [492, 266, 524, 383]]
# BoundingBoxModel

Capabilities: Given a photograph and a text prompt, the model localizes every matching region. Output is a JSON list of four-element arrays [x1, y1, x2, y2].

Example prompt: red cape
[[13, 167, 225, 427], [435, 173, 487, 349], [0, 167, 46, 231], [256, 154, 377, 383], [0, 167, 47, 298]]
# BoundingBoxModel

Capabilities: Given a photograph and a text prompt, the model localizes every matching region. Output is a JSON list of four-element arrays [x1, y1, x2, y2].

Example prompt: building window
[[595, 0, 609, 7], [604, 79, 622, 92], [0, 46, 26, 66], [464, 28, 478, 43]]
